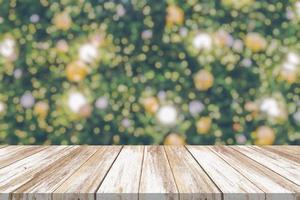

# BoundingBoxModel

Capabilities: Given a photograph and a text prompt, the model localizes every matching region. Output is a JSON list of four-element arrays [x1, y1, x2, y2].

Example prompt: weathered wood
[[0, 146, 28, 158], [12, 146, 98, 200], [0, 146, 75, 200], [0, 145, 299, 200], [97, 146, 144, 200], [261, 146, 300, 164], [139, 146, 178, 200], [233, 146, 300, 186], [211, 146, 300, 200], [187, 146, 265, 200], [0, 145, 8, 149], [164, 146, 221, 200], [54, 146, 122, 200], [0, 146, 47, 169]]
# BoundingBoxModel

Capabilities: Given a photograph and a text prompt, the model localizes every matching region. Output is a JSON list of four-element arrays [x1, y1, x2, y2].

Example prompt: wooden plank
[[210, 146, 300, 200], [139, 146, 178, 200], [97, 146, 144, 200], [12, 146, 98, 200], [54, 146, 122, 200], [0, 146, 47, 169], [0, 146, 75, 200], [187, 146, 264, 200], [262, 146, 300, 155], [0, 146, 26, 157], [233, 146, 300, 186], [272, 146, 300, 154], [164, 146, 221, 200], [261, 146, 300, 164], [0, 145, 8, 149], [0, 145, 299, 199]]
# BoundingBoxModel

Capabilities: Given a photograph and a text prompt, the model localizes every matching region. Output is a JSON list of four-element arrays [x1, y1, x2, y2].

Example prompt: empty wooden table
[[0, 145, 299, 200]]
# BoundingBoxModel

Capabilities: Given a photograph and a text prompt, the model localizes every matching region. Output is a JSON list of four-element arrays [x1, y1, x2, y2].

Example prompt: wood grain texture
[[261, 146, 300, 164], [210, 146, 300, 200], [233, 146, 300, 186], [12, 146, 98, 200], [0, 145, 299, 200], [97, 146, 144, 200], [187, 146, 265, 200], [0, 146, 75, 200], [0, 146, 47, 169], [139, 146, 178, 200], [164, 146, 221, 200], [54, 146, 122, 200], [0, 145, 8, 149]]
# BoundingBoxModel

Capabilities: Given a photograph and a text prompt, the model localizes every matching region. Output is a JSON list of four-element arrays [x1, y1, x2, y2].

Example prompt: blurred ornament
[[56, 40, 69, 53], [157, 90, 167, 101], [232, 39, 244, 52], [66, 60, 88, 82], [189, 100, 204, 116], [116, 4, 126, 17], [164, 133, 185, 145], [245, 101, 259, 119], [79, 43, 99, 64], [193, 33, 213, 51], [179, 27, 188, 37], [287, 52, 300, 65], [233, 123, 243, 132], [241, 58, 252, 68], [141, 30, 153, 40], [254, 126, 275, 145], [68, 92, 87, 113], [244, 33, 267, 52], [30, 14, 40, 23], [286, 9, 295, 20], [79, 104, 92, 118], [279, 66, 297, 83], [260, 97, 286, 120], [194, 70, 214, 91], [196, 116, 212, 134], [121, 118, 132, 128], [34, 101, 49, 118], [53, 11, 72, 30], [245, 101, 258, 112], [0, 101, 6, 115], [90, 34, 105, 47], [235, 134, 247, 144], [156, 105, 177, 125], [0, 37, 17, 61], [143, 97, 159, 114], [279, 52, 299, 83], [166, 5, 184, 26], [20, 92, 35, 109], [13, 69, 23, 79], [95, 96, 109, 110], [214, 30, 233, 47]]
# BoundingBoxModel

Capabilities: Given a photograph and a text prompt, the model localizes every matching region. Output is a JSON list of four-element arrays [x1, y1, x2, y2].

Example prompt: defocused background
[[0, 0, 299, 145]]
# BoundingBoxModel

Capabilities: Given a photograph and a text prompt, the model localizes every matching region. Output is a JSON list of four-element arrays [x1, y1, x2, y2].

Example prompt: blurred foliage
[[0, 0, 299, 145]]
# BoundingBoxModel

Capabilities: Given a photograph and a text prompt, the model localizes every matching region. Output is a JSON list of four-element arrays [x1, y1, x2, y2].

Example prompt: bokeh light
[[0, 0, 299, 145]]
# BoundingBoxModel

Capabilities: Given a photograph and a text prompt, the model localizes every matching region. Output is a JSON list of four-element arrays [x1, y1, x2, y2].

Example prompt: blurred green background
[[0, 0, 299, 145]]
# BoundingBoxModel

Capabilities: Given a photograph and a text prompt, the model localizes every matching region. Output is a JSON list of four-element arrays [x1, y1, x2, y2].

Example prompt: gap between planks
[[0, 146, 299, 200]]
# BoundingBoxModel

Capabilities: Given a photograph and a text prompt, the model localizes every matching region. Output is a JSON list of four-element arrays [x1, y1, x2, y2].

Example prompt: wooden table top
[[0, 145, 299, 200]]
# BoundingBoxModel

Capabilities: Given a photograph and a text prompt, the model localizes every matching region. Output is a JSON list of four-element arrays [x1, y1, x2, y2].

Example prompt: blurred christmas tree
[[0, 0, 299, 145]]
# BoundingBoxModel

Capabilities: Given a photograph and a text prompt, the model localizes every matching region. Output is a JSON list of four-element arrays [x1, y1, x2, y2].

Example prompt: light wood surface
[[233, 146, 300, 186], [97, 146, 144, 200], [139, 146, 178, 200], [0, 145, 299, 200], [187, 146, 264, 200]]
